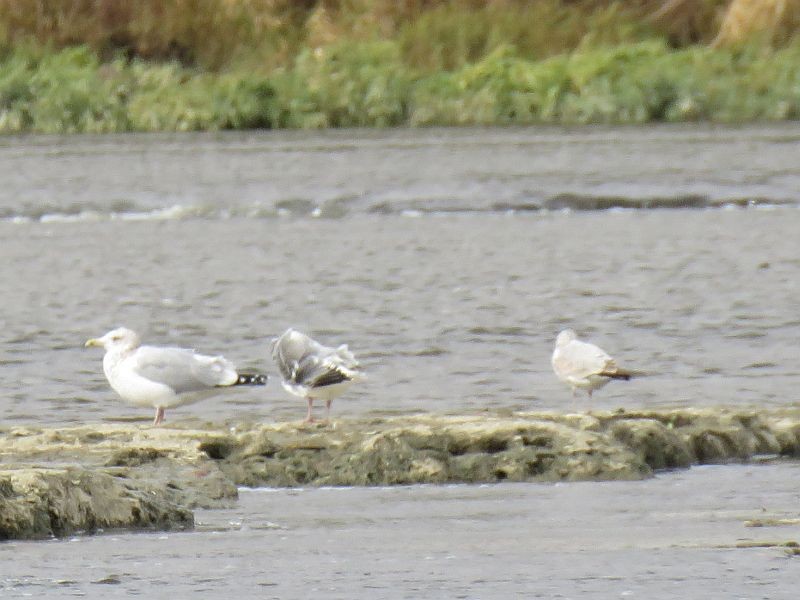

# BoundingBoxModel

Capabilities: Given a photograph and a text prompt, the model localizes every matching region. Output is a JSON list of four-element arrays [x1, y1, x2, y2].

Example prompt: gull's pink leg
[[325, 399, 333, 422], [153, 406, 165, 426], [304, 398, 315, 423]]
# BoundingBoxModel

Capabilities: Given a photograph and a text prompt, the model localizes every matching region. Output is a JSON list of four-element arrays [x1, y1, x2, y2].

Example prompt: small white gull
[[270, 328, 362, 423], [85, 327, 267, 425], [551, 329, 631, 398]]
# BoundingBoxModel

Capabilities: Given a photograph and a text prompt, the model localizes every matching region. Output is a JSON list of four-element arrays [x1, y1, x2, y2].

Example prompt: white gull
[[551, 329, 631, 399], [85, 327, 267, 425]]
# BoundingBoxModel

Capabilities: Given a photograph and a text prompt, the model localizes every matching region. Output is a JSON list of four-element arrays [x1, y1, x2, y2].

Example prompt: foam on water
[[2, 196, 797, 224], [2, 124, 799, 225]]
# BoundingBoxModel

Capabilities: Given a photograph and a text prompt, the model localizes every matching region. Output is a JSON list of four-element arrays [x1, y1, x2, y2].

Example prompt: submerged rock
[[1, 408, 799, 540]]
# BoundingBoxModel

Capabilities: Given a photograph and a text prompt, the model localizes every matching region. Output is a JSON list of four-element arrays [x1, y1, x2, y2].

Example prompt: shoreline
[[1, 407, 799, 540]]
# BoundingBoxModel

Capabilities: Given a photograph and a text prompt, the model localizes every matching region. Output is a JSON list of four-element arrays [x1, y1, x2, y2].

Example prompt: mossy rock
[[609, 419, 693, 469], [0, 468, 193, 540]]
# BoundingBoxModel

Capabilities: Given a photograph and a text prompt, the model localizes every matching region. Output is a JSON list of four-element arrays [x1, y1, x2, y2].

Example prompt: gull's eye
[[111, 335, 122, 342]]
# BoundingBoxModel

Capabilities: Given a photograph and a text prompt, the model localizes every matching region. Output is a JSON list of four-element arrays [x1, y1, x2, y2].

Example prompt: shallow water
[[1, 125, 800, 597], [1, 125, 799, 425], [2, 463, 800, 598]]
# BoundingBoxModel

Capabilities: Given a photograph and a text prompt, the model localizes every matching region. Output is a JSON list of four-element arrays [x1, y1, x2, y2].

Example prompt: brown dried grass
[[2, 0, 798, 74], [647, 0, 729, 45], [0, 0, 305, 69], [713, 0, 800, 47]]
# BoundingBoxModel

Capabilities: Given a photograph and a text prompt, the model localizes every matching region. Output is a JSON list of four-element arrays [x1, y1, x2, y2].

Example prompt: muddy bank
[[1, 408, 799, 540]]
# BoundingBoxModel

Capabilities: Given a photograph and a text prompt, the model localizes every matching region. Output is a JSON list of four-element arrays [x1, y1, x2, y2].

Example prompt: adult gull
[[551, 329, 631, 399], [85, 327, 267, 425], [270, 328, 362, 423]]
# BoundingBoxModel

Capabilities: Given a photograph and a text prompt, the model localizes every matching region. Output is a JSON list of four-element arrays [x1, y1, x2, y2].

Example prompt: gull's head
[[555, 329, 577, 347], [85, 327, 141, 352], [269, 329, 291, 358], [270, 328, 307, 358]]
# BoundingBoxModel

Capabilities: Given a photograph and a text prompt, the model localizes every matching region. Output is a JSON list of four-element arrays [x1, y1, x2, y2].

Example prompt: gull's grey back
[[271, 329, 359, 386], [131, 346, 237, 394]]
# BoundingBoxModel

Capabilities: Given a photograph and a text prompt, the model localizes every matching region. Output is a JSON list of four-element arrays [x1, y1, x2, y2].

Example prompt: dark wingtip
[[236, 373, 268, 386], [601, 371, 632, 381]]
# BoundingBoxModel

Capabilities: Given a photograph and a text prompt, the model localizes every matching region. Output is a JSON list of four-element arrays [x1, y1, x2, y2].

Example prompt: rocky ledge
[[1, 408, 799, 540], [0, 467, 193, 541]]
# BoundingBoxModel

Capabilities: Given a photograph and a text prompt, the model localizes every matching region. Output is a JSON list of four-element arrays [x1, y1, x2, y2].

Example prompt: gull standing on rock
[[551, 329, 631, 399], [271, 328, 362, 423], [85, 327, 267, 425]]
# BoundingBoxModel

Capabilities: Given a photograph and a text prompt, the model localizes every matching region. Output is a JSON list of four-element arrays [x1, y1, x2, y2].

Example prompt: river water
[[1, 124, 799, 596], [1, 464, 800, 598]]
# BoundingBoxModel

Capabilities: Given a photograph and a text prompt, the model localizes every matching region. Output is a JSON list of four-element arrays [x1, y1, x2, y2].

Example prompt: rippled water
[[2, 125, 800, 597], [2, 464, 800, 598], [1, 125, 799, 425]]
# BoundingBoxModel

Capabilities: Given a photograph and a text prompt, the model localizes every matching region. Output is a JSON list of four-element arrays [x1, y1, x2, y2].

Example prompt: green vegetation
[[0, 0, 799, 132], [0, 47, 276, 132]]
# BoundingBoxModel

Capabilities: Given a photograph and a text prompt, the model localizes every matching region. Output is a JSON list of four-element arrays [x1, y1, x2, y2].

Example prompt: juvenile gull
[[271, 328, 362, 423], [85, 327, 267, 425], [551, 329, 631, 399]]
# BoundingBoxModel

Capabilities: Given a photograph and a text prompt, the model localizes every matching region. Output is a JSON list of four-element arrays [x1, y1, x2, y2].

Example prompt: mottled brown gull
[[270, 328, 362, 423], [551, 329, 632, 399], [85, 327, 267, 425]]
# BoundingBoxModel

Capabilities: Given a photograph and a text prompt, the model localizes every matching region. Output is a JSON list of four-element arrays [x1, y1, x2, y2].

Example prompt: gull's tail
[[601, 368, 633, 381], [235, 373, 268, 386]]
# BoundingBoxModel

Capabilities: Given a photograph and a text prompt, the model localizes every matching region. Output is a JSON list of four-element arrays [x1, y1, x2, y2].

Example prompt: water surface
[[1, 125, 799, 424], [1, 125, 799, 597], [1, 464, 799, 598]]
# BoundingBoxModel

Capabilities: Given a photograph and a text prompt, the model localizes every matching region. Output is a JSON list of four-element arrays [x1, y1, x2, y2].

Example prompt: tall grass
[[1, 0, 799, 133], [0, 0, 307, 71], [0, 0, 736, 73], [408, 40, 800, 125], [0, 46, 278, 133], [714, 0, 800, 47], [2, 40, 800, 133], [270, 42, 410, 128], [395, 1, 659, 72]]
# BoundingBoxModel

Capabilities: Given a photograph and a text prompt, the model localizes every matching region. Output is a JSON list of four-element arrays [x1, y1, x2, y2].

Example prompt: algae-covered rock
[[202, 409, 800, 488], [608, 418, 693, 470], [209, 416, 654, 487], [2, 407, 800, 540], [0, 467, 193, 540], [772, 419, 800, 456]]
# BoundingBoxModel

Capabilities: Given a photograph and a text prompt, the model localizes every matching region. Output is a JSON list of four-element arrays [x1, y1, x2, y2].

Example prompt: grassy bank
[[1, 1, 799, 132], [1, 39, 799, 133]]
